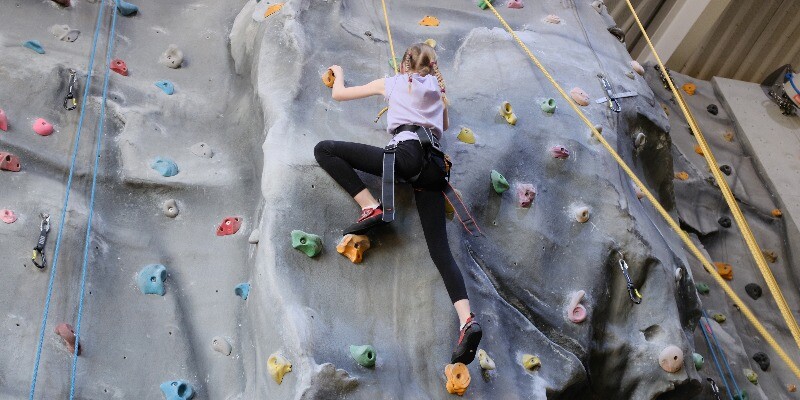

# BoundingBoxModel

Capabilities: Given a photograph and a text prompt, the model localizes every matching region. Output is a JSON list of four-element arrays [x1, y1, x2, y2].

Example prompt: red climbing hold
[[549, 146, 570, 159], [0, 152, 21, 172], [1, 209, 17, 224], [516, 184, 536, 208], [217, 216, 242, 236], [55, 323, 81, 355], [110, 59, 128, 76], [32, 118, 54, 136], [0, 108, 7, 131]]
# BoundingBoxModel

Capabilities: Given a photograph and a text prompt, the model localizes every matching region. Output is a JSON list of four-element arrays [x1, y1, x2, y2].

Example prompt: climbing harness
[[480, 0, 800, 379], [707, 378, 722, 400], [30, 213, 50, 269], [597, 74, 621, 112], [443, 183, 482, 237], [617, 256, 642, 304], [623, 0, 800, 372], [64, 69, 78, 111]]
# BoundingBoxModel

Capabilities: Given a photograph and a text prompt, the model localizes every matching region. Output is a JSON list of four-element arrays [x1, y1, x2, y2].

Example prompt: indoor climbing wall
[[1, 0, 798, 399]]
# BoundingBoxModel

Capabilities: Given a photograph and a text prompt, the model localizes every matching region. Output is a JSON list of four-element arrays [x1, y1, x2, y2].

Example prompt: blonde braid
[[431, 61, 449, 105], [403, 52, 413, 93]]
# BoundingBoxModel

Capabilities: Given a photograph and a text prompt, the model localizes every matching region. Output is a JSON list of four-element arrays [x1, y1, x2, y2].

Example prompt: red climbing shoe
[[343, 205, 385, 235], [451, 313, 482, 365], [357, 206, 382, 223]]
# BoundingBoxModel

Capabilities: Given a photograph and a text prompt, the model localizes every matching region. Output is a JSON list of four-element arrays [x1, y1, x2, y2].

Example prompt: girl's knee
[[314, 140, 334, 161]]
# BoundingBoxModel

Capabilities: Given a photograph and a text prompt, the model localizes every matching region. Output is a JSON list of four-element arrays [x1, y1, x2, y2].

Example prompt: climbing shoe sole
[[451, 324, 482, 365]]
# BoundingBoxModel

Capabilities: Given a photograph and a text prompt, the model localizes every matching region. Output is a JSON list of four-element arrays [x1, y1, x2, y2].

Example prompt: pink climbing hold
[[550, 146, 570, 159], [0, 152, 21, 172], [507, 0, 523, 8], [32, 118, 54, 136], [516, 184, 536, 208], [55, 323, 81, 355], [0, 108, 7, 131], [1, 209, 17, 224], [570, 87, 590, 106], [217, 216, 242, 236], [110, 58, 128, 76], [567, 290, 587, 323]]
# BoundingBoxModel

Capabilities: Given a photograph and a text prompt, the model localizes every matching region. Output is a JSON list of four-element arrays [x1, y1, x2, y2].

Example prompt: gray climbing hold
[[137, 264, 167, 296], [745, 283, 762, 300], [155, 80, 175, 95], [248, 229, 260, 244], [117, 0, 138, 16], [212, 336, 232, 356], [159, 44, 184, 69], [160, 380, 195, 400], [190, 142, 213, 158], [50, 25, 80, 42], [23, 40, 45, 54], [151, 157, 179, 177], [634, 132, 646, 148], [235, 283, 250, 300], [162, 199, 179, 218], [490, 170, 509, 194]]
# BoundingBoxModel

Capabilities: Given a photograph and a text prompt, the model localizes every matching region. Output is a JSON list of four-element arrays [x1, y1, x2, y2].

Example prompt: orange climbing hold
[[569, 87, 590, 106], [265, 3, 284, 18], [444, 363, 470, 396], [322, 69, 335, 88], [789, 384, 797, 392], [419, 16, 439, 26], [772, 209, 783, 218], [682, 83, 696, 95], [674, 171, 689, 181], [336, 234, 370, 264], [694, 145, 704, 156], [714, 262, 733, 280]]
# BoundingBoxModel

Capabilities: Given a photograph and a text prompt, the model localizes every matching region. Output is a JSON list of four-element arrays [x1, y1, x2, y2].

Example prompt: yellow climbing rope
[[481, 0, 800, 379], [380, 0, 398, 74], [623, 0, 800, 356]]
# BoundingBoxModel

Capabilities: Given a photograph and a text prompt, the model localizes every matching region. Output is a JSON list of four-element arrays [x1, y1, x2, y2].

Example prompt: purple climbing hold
[[516, 184, 536, 208], [507, 0, 523, 8], [550, 146, 570, 159]]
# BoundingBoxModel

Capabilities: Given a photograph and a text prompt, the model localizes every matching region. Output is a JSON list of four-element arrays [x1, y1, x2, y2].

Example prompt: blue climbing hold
[[159, 380, 195, 400], [151, 157, 179, 177], [23, 40, 45, 54], [235, 283, 250, 300], [155, 80, 175, 95], [117, 0, 139, 16], [137, 264, 167, 296]]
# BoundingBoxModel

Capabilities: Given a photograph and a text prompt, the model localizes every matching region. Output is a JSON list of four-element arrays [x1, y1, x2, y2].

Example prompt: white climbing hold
[[248, 229, 260, 244], [477, 349, 496, 370], [162, 199, 179, 218], [634, 132, 646, 148], [574, 206, 590, 223], [544, 15, 561, 24], [159, 44, 184, 69], [211, 336, 232, 356], [674, 268, 683, 282], [591, 0, 605, 14], [630, 60, 644, 76], [625, 71, 636, 80], [190, 142, 213, 158], [50, 25, 80, 42]]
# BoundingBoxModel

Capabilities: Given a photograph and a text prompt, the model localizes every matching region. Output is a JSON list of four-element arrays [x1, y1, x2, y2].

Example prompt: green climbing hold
[[540, 98, 556, 114], [291, 230, 323, 257], [734, 389, 749, 400], [692, 353, 704, 370], [388, 57, 399, 71], [491, 170, 509, 194], [712, 312, 726, 323], [477, 0, 493, 10], [349, 344, 376, 368], [744, 368, 758, 385], [695, 282, 709, 295]]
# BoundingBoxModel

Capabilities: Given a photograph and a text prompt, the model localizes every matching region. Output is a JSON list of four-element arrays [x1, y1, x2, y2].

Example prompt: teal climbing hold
[[291, 230, 323, 257], [151, 157, 179, 177], [491, 170, 509, 194], [734, 390, 749, 400], [695, 282, 709, 295], [477, 0, 493, 9], [388, 57, 399, 70], [541, 98, 556, 113], [350, 344, 376, 368], [160, 380, 195, 400], [23, 40, 45, 54], [234, 283, 250, 300], [137, 264, 167, 296], [692, 353, 704, 370], [117, 0, 139, 16], [155, 80, 175, 95]]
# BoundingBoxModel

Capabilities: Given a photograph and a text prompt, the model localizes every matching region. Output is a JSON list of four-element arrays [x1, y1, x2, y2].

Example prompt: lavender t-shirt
[[384, 73, 444, 146]]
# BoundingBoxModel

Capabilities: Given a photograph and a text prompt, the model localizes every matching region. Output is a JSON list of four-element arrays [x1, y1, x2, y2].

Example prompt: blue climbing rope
[[703, 310, 743, 397], [69, 0, 120, 398], [28, 1, 108, 398], [786, 72, 800, 96], [699, 317, 734, 400]]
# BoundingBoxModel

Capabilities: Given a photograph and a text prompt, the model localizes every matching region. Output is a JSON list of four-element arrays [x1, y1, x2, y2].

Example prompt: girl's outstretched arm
[[329, 65, 385, 101]]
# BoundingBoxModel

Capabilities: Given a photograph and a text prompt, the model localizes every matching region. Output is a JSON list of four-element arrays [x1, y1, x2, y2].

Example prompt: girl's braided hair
[[401, 43, 449, 105]]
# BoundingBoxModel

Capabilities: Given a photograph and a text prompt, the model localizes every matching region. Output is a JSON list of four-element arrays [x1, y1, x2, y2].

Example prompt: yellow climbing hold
[[694, 145, 704, 156], [336, 234, 370, 264], [522, 354, 541, 371], [762, 249, 778, 263], [322, 69, 335, 88], [444, 363, 471, 396], [500, 101, 517, 125], [457, 127, 475, 144], [723, 130, 734, 142], [419, 15, 439, 26], [675, 171, 689, 181], [477, 349, 496, 370], [424, 38, 437, 48], [268, 352, 292, 384], [661, 103, 669, 116], [264, 3, 284, 17], [772, 209, 783, 218]]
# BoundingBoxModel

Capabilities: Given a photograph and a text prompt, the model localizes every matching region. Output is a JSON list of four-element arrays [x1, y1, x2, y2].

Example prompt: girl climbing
[[314, 43, 482, 365]]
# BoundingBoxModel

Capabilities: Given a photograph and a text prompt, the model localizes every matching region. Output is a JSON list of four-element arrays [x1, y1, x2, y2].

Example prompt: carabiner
[[64, 69, 78, 111], [598, 74, 621, 113], [31, 213, 51, 269], [618, 256, 642, 304]]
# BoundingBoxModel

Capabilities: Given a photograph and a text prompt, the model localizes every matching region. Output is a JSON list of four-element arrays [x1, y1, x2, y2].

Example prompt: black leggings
[[314, 140, 468, 303]]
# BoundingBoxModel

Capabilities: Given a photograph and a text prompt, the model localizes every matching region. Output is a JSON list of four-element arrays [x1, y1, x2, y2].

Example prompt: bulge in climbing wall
[[2, 0, 797, 399]]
